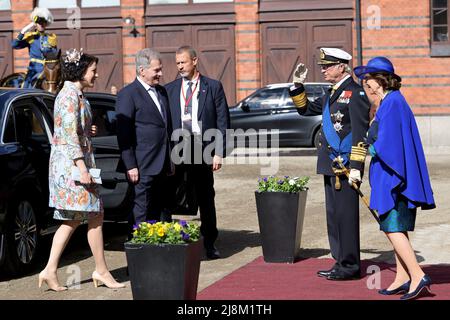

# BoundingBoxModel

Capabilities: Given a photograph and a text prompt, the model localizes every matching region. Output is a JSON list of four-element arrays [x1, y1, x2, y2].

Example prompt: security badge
[[337, 90, 352, 104]]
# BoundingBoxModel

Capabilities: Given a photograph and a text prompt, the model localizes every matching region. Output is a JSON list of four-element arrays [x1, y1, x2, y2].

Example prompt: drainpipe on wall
[[355, 0, 363, 69]]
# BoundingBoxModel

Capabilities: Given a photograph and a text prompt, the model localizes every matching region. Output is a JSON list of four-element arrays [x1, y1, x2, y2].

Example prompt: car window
[[14, 106, 50, 145], [244, 87, 285, 110], [42, 97, 55, 114], [89, 99, 117, 137], [282, 84, 330, 107], [3, 111, 16, 143]]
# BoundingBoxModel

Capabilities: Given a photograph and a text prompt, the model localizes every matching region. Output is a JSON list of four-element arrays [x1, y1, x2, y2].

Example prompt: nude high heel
[[92, 271, 125, 289], [38, 270, 68, 292]]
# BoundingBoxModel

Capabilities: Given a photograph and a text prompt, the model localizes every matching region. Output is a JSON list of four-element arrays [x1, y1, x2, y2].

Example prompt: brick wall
[[10, 0, 34, 73], [360, 0, 450, 115], [9, 1, 450, 117], [121, 0, 145, 85], [235, 0, 260, 102]]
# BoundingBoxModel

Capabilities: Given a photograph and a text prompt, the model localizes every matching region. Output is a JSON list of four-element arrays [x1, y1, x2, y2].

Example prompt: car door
[[7, 97, 55, 224], [272, 85, 326, 147], [86, 94, 131, 221], [230, 87, 284, 147], [13, 98, 53, 191]]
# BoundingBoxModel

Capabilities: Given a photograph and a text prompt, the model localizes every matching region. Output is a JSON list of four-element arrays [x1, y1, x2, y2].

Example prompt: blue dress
[[367, 91, 435, 232]]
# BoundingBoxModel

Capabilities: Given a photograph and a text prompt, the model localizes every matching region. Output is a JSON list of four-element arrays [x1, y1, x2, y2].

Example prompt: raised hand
[[293, 63, 308, 86]]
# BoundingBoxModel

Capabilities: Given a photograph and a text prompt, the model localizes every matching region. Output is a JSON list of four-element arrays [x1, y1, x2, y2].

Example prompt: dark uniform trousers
[[324, 175, 361, 275], [289, 76, 370, 277]]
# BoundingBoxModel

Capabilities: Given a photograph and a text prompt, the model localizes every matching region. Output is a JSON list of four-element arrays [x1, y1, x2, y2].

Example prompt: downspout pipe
[[355, 0, 363, 70]]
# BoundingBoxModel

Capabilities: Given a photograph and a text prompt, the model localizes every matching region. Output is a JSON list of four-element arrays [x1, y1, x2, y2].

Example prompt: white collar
[[182, 74, 200, 86], [333, 74, 351, 91], [137, 76, 156, 92]]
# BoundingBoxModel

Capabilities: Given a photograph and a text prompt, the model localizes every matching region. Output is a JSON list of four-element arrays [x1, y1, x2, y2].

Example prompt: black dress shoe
[[317, 268, 338, 278], [206, 246, 221, 260], [326, 271, 361, 281]]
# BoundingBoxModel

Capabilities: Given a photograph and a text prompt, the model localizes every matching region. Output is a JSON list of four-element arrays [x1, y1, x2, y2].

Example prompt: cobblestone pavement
[[1, 148, 449, 300]]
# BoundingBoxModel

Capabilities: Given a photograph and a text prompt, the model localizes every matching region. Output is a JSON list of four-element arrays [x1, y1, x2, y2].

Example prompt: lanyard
[[182, 76, 199, 113]]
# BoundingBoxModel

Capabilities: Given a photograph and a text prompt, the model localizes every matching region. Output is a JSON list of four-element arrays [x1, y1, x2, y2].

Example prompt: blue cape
[[369, 90, 435, 215]]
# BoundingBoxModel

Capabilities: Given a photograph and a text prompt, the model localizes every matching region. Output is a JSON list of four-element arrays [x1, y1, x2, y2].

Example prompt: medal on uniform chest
[[332, 110, 344, 122], [331, 110, 344, 132], [333, 122, 343, 132]]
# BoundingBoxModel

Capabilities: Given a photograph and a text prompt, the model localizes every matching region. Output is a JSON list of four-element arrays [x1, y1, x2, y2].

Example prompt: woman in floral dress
[[39, 48, 124, 291]]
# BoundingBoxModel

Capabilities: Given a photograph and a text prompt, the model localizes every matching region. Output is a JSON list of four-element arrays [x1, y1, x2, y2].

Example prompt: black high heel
[[378, 280, 411, 295], [400, 275, 432, 300]]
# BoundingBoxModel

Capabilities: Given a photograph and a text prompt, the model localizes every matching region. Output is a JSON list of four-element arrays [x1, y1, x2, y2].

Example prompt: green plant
[[130, 220, 200, 245], [257, 175, 309, 193]]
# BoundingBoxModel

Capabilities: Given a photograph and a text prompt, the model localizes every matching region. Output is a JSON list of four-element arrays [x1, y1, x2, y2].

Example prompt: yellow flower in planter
[[131, 220, 200, 244]]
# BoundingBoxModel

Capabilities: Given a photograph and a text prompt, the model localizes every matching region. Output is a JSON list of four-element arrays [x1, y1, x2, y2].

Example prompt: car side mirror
[[241, 103, 250, 112]]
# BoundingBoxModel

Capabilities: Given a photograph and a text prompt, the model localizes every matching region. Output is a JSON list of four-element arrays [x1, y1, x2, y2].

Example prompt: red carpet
[[198, 257, 450, 300]]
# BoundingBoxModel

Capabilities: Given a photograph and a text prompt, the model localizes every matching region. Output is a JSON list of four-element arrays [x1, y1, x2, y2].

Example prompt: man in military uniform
[[12, 7, 58, 89], [290, 48, 370, 280]]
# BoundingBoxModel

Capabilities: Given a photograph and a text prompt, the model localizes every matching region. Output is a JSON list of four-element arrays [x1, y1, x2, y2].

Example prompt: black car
[[229, 82, 330, 148], [0, 88, 130, 275]]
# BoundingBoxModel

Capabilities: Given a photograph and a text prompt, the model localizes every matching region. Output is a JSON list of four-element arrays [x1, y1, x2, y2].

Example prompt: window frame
[[431, 0, 450, 56], [37, 0, 120, 9], [37, 0, 122, 29], [145, 0, 234, 25]]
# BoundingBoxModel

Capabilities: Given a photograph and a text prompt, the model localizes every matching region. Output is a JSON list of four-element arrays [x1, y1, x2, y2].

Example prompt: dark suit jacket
[[115, 78, 173, 176], [165, 75, 230, 158], [290, 76, 370, 176]]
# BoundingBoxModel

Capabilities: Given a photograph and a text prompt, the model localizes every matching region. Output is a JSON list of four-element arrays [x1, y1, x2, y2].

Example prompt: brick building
[[0, 0, 449, 148]]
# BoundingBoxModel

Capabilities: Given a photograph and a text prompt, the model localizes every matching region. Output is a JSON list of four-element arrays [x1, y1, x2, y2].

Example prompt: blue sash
[[322, 97, 352, 166]]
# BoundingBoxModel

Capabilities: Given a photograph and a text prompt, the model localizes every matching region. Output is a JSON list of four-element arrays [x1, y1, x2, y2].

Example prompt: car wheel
[[3, 198, 40, 276], [313, 129, 321, 149]]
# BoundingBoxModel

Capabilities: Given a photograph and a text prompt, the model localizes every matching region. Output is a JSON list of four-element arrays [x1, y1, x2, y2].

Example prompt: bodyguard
[[289, 48, 370, 280]]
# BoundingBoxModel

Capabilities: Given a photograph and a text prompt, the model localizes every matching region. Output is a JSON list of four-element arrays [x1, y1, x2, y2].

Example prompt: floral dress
[[49, 81, 103, 221]]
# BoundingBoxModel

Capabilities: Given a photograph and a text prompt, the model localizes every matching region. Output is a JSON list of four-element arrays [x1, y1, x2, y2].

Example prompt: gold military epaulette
[[350, 142, 367, 162], [292, 91, 307, 108], [46, 33, 57, 47], [23, 31, 39, 44]]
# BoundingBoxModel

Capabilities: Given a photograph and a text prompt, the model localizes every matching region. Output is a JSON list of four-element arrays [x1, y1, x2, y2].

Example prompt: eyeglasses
[[320, 64, 339, 70]]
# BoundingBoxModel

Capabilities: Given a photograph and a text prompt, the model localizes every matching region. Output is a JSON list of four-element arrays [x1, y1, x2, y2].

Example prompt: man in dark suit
[[165, 45, 230, 259], [116, 48, 173, 230], [290, 48, 370, 280]]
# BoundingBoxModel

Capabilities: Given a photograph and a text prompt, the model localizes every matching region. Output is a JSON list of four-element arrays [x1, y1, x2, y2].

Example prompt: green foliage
[[257, 176, 309, 193], [130, 220, 200, 245]]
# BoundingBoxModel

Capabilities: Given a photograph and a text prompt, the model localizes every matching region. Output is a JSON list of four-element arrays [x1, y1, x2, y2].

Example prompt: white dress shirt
[[180, 75, 201, 134], [137, 76, 164, 117]]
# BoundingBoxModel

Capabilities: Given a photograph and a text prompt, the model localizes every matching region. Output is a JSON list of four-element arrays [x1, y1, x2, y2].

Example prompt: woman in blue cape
[[354, 57, 435, 300]]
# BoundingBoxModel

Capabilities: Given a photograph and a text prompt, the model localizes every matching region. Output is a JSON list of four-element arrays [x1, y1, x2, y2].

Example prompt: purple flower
[[278, 180, 283, 185], [181, 231, 190, 241], [147, 220, 157, 224], [263, 177, 268, 182], [179, 220, 187, 227], [132, 224, 139, 230], [284, 175, 289, 179]]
